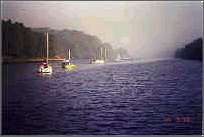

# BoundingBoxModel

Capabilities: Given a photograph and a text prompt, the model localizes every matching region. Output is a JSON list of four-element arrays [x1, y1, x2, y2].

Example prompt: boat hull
[[62, 64, 77, 71], [38, 64, 52, 73], [91, 59, 105, 64]]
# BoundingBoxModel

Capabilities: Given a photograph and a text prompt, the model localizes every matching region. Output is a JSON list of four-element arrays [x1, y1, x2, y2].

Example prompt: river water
[[2, 59, 202, 135]]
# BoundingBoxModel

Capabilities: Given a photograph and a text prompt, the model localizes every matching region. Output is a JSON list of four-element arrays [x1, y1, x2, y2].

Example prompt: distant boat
[[62, 49, 77, 71], [121, 57, 132, 61], [37, 32, 52, 73], [115, 54, 122, 62], [91, 47, 106, 64]]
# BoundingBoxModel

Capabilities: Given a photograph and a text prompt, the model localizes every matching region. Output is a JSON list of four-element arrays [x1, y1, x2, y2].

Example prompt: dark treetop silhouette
[[2, 19, 128, 62], [175, 38, 203, 61]]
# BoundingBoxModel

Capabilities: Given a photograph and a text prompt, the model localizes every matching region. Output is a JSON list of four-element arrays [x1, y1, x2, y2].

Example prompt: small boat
[[38, 32, 52, 73], [91, 59, 105, 64], [62, 49, 77, 71], [121, 57, 133, 61], [38, 62, 52, 73], [115, 54, 122, 62], [91, 47, 106, 64]]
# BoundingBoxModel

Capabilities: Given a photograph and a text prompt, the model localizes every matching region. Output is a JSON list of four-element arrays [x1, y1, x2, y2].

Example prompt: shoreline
[[2, 58, 65, 64]]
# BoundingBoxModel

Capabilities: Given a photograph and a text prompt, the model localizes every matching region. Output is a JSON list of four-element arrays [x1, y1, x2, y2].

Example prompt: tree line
[[2, 19, 128, 60], [175, 38, 202, 61]]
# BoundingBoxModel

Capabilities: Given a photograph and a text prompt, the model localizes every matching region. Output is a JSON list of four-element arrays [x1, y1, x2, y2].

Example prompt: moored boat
[[62, 49, 77, 71], [91, 47, 106, 64], [37, 32, 52, 73]]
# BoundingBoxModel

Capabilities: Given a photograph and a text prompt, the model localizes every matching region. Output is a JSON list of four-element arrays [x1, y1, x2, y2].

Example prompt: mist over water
[[2, 1, 203, 58], [2, 1, 203, 135], [126, 2, 203, 58]]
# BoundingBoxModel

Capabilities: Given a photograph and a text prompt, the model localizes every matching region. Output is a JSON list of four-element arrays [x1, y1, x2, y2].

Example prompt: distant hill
[[175, 38, 203, 61], [32, 28, 116, 59], [2, 20, 56, 58], [2, 19, 128, 61]]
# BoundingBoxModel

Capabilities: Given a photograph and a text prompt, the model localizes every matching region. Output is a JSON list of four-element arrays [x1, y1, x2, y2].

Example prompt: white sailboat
[[62, 49, 77, 71], [37, 32, 52, 73], [91, 47, 106, 64], [115, 53, 122, 62]]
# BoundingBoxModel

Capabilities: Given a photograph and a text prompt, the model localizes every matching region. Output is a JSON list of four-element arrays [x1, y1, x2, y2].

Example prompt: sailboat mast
[[68, 49, 71, 60], [68, 49, 71, 65], [104, 48, 106, 60], [46, 32, 49, 64], [100, 47, 103, 60]]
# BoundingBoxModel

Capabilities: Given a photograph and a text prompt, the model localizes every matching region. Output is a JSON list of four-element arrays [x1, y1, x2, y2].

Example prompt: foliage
[[175, 38, 202, 61], [2, 19, 128, 60]]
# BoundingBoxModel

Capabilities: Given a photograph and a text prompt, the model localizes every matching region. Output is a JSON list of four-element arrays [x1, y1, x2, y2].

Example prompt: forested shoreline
[[175, 38, 202, 61], [2, 19, 128, 62]]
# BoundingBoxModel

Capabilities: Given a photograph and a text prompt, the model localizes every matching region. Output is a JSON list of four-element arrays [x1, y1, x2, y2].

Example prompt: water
[[2, 59, 202, 135]]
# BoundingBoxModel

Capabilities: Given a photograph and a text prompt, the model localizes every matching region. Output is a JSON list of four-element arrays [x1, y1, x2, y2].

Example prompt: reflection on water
[[2, 59, 202, 135]]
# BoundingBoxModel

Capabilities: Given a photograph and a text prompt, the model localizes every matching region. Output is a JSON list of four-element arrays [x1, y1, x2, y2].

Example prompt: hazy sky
[[2, 1, 203, 58]]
